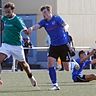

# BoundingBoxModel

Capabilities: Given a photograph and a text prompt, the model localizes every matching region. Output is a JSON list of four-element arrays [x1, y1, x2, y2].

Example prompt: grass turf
[[0, 69, 96, 96]]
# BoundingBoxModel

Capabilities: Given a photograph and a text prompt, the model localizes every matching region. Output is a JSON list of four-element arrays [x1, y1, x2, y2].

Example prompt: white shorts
[[0, 43, 25, 61]]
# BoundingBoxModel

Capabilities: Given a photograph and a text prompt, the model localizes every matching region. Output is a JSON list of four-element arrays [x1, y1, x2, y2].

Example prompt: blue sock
[[49, 67, 57, 84]]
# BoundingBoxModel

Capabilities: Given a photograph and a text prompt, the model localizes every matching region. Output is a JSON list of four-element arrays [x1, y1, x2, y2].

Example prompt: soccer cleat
[[30, 76, 37, 87], [51, 85, 60, 90]]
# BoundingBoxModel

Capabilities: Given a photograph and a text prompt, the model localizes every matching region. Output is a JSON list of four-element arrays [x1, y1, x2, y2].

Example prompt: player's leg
[[0, 43, 12, 85], [24, 49, 29, 62], [48, 46, 60, 90], [0, 53, 7, 85], [18, 61, 37, 87], [84, 59, 96, 81], [60, 44, 70, 71], [12, 45, 37, 87], [57, 58, 64, 71], [85, 74, 96, 81], [73, 75, 90, 82], [59, 62, 64, 71], [0, 63, 3, 85], [62, 62, 69, 71], [48, 56, 60, 90]]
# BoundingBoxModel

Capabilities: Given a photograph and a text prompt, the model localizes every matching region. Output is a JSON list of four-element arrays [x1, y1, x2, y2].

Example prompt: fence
[[11, 46, 92, 72]]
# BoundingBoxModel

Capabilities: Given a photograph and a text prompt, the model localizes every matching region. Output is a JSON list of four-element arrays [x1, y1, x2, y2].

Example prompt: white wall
[[57, 0, 96, 48]]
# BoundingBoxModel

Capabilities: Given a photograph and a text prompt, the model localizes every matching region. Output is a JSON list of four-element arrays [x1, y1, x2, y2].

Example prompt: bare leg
[[62, 62, 69, 71], [58, 62, 64, 71], [0, 53, 7, 85], [0, 63, 2, 75], [85, 74, 96, 81], [18, 61, 37, 87], [0, 64, 3, 85]]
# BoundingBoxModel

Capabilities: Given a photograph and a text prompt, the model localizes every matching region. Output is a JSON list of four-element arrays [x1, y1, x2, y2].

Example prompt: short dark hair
[[40, 5, 52, 12], [79, 50, 85, 57], [4, 2, 15, 10]]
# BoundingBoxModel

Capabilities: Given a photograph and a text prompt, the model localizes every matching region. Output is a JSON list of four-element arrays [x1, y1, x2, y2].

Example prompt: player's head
[[40, 5, 52, 20], [79, 50, 86, 58], [4, 2, 15, 18]]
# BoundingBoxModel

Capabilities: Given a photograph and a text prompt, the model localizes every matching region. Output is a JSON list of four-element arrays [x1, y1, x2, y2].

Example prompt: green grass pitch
[[0, 69, 96, 96]]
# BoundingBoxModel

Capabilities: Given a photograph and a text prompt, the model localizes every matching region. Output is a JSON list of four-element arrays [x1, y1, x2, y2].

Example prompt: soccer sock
[[49, 67, 57, 84], [28, 73, 32, 78]]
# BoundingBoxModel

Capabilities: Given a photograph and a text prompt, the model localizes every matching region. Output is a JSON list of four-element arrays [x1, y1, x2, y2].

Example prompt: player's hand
[[90, 49, 96, 55], [28, 27, 33, 34], [24, 29, 30, 35]]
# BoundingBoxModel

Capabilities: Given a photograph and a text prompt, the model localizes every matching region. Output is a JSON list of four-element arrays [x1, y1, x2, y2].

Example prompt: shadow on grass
[[59, 81, 95, 86], [38, 81, 95, 87], [0, 87, 53, 93]]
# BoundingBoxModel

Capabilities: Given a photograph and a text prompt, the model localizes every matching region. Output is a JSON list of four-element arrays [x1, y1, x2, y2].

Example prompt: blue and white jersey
[[72, 58, 91, 80], [38, 15, 69, 46]]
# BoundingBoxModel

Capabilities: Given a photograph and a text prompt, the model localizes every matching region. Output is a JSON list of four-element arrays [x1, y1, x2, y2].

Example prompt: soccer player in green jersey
[[0, 2, 37, 86]]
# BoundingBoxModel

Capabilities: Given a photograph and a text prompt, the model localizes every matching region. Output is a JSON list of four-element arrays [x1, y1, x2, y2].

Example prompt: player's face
[[4, 7, 14, 18], [80, 53, 86, 58], [42, 9, 51, 20]]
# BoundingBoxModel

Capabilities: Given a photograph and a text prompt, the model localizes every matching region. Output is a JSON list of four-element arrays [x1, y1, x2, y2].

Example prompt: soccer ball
[[70, 59, 80, 70], [74, 64, 80, 70]]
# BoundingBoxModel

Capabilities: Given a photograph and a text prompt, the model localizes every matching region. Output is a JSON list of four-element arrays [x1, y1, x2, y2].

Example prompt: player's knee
[[90, 74, 96, 78], [48, 63, 54, 68], [23, 64, 29, 70], [48, 57, 55, 68], [19, 61, 28, 70], [48, 60, 55, 68]]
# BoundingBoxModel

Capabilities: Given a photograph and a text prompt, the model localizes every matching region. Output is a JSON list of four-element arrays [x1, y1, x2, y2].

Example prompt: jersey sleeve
[[38, 19, 45, 28], [55, 15, 65, 25], [14, 17, 27, 32], [84, 60, 91, 66]]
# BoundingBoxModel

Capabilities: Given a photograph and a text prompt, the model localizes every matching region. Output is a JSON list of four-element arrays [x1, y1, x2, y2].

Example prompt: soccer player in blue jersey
[[28, 5, 70, 90], [72, 49, 96, 82], [0, 2, 37, 86]]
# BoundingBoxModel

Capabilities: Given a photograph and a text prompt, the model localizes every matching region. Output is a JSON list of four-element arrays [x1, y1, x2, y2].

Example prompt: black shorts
[[48, 44, 70, 62], [73, 75, 90, 82]]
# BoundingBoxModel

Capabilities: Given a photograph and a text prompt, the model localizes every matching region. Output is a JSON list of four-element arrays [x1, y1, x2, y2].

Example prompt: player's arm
[[28, 19, 45, 34], [56, 16, 69, 32], [80, 49, 96, 63], [23, 29, 30, 35], [28, 24, 40, 34], [62, 23, 69, 32]]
